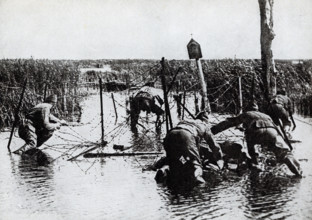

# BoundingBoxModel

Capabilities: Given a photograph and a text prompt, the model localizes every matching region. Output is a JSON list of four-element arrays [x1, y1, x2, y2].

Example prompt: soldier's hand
[[235, 125, 245, 132], [216, 160, 224, 170]]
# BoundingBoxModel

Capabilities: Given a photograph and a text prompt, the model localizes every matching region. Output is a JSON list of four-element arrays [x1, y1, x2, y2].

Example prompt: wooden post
[[7, 79, 27, 153], [160, 57, 173, 132], [165, 67, 182, 96], [187, 38, 211, 113], [272, 59, 277, 96], [238, 76, 243, 114], [176, 98, 196, 119], [43, 72, 49, 101], [63, 83, 68, 116], [182, 89, 186, 120], [72, 99, 75, 121], [83, 151, 163, 158], [258, 0, 275, 101], [99, 78, 105, 144], [111, 93, 118, 123], [195, 59, 210, 113], [194, 92, 200, 115]]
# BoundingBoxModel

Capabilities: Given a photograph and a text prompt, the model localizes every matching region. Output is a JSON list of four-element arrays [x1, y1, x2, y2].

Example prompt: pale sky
[[0, 0, 311, 60]]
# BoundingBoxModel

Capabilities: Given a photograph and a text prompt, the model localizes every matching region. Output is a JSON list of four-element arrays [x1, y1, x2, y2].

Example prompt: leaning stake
[[111, 93, 118, 123], [7, 79, 27, 153]]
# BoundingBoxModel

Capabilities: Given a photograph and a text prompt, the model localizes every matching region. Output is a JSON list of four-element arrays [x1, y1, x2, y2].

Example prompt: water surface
[[1, 92, 311, 219]]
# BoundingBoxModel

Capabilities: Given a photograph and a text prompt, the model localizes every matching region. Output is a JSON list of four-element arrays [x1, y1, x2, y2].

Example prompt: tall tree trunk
[[258, 0, 275, 102]]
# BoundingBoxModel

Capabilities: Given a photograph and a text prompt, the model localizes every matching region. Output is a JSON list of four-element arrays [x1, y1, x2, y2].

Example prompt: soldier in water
[[211, 103, 302, 177], [15, 95, 68, 164], [163, 111, 223, 184], [267, 89, 296, 137]]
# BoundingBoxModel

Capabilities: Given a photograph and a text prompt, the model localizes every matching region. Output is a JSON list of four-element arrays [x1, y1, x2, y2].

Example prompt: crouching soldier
[[163, 111, 223, 184], [15, 95, 68, 163], [267, 89, 296, 137], [211, 103, 302, 177], [130, 87, 164, 132], [200, 141, 250, 172]]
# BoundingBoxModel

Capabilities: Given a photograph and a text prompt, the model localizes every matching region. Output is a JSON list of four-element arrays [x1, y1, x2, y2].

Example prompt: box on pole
[[186, 38, 211, 113], [187, 38, 202, 60]]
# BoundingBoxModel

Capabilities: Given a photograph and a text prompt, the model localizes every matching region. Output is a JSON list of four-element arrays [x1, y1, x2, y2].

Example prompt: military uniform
[[211, 111, 302, 177], [164, 119, 222, 183], [18, 102, 61, 153], [130, 87, 164, 132], [268, 94, 293, 129]]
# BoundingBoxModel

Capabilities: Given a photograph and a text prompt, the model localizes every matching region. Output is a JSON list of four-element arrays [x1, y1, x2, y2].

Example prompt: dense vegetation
[[1, 58, 311, 130], [87, 58, 312, 114], [0, 59, 81, 130]]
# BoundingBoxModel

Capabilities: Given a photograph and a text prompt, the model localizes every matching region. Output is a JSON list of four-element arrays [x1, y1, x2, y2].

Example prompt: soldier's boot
[[155, 165, 170, 183], [283, 154, 302, 177], [13, 144, 34, 155]]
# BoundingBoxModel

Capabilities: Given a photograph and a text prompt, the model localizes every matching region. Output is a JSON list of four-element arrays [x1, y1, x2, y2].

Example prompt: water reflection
[[1, 94, 310, 219], [242, 172, 300, 219], [13, 153, 56, 211], [131, 130, 163, 152]]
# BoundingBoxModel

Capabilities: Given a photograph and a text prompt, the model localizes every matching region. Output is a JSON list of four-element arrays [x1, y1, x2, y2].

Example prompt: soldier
[[268, 89, 296, 136], [130, 86, 164, 132], [163, 111, 223, 184], [211, 103, 302, 177], [15, 95, 68, 159]]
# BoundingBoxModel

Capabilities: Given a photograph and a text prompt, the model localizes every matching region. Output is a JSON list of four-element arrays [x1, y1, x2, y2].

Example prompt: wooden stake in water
[[43, 72, 49, 101], [111, 93, 118, 123], [238, 75, 243, 114], [99, 78, 105, 144], [187, 38, 211, 113], [7, 79, 27, 153], [195, 58, 211, 113], [160, 57, 173, 132], [182, 88, 186, 120]]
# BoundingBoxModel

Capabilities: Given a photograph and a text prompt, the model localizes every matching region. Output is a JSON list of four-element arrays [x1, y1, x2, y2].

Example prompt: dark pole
[[43, 72, 49, 101], [111, 93, 118, 123], [160, 57, 173, 131], [176, 98, 195, 119], [182, 88, 186, 120], [99, 78, 105, 144], [165, 67, 182, 96], [7, 79, 27, 153]]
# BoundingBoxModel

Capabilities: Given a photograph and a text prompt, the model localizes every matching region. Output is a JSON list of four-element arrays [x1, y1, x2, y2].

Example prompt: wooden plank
[[83, 151, 163, 158]]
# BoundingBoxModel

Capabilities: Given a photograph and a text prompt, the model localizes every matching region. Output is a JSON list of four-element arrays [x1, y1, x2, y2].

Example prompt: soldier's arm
[[211, 114, 244, 135], [42, 107, 60, 131], [49, 114, 61, 123], [204, 129, 223, 160]]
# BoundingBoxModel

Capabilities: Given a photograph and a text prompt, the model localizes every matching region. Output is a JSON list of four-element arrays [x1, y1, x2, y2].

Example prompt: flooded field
[[1, 91, 312, 220]]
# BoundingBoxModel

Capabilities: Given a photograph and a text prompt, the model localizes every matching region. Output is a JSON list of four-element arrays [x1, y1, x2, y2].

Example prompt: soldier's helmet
[[196, 111, 209, 123], [45, 94, 58, 104]]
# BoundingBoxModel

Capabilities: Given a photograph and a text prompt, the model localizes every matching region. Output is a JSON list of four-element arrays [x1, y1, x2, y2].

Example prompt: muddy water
[[1, 92, 312, 220]]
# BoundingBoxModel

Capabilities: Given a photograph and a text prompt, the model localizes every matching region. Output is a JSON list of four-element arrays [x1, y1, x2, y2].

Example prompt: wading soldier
[[163, 111, 223, 184], [130, 86, 164, 132], [268, 89, 296, 136], [211, 103, 302, 177], [15, 95, 68, 159]]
